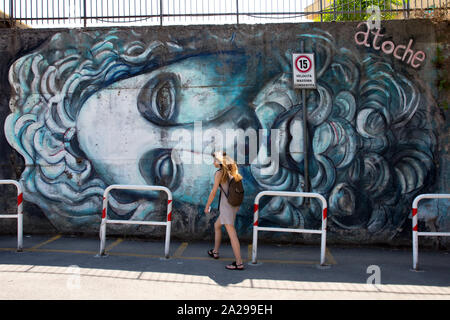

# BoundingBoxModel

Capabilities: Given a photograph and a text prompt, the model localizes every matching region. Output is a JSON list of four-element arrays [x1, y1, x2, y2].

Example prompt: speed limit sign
[[292, 53, 316, 89]]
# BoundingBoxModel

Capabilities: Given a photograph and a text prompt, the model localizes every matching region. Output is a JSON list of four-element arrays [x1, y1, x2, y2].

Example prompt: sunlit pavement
[[0, 234, 449, 300]]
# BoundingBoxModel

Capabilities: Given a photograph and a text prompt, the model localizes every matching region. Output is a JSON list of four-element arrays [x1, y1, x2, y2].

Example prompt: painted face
[[77, 53, 260, 204]]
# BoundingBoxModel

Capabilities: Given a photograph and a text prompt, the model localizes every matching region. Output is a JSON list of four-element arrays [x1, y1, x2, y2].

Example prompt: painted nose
[[202, 106, 261, 164], [204, 105, 261, 131]]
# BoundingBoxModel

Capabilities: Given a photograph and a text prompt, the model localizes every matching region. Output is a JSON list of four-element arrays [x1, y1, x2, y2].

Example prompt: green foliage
[[318, 0, 405, 22]]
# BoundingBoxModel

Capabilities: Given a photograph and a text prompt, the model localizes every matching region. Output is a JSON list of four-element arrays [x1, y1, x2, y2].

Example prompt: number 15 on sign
[[292, 53, 316, 89]]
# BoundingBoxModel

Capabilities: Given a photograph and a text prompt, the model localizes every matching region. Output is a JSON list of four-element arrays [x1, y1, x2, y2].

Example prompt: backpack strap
[[219, 176, 234, 199], [218, 181, 228, 198]]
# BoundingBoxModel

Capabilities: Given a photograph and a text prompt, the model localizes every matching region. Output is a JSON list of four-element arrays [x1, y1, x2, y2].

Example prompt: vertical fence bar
[[160, 0, 163, 25], [83, 0, 87, 27], [236, 0, 239, 24], [320, 206, 327, 265], [252, 202, 259, 264], [165, 196, 173, 258], [333, 0, 337, 20], [320, 0, 323, 21], [9, 0, 14, 27], [412, 204, 419, 270], [167, 0, 169, 22], [17, 184, 24, 252], [99, 192, 108, 255]]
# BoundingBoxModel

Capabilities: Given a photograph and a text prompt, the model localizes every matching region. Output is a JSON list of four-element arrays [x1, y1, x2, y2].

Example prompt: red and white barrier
[[99, 184, 173, 258], [252, 190, 328, 266], [0, 180, 24, 252], [412, 193, 450, 270]]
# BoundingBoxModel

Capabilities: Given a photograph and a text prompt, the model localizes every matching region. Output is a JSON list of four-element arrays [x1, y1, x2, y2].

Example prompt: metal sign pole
[[299, 40, 311, 197]]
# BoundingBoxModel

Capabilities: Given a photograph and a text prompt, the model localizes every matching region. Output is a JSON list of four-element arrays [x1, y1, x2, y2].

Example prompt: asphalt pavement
[[0, 234, 449, 300]]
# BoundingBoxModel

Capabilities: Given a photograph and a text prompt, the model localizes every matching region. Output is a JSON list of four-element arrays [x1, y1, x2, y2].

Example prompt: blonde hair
[[213, 151, 243, 184]]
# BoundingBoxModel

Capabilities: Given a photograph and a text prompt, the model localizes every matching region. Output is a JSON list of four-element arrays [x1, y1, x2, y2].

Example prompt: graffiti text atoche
[[354, 22, 426, 68]]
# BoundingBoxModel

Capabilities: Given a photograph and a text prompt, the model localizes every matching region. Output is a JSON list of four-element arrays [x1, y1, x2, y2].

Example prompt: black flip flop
[[225, 261, 244, 270], [208, 249, 219, 259]]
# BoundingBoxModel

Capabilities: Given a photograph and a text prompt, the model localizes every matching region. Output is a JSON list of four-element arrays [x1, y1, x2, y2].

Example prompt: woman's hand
[[204, 171, 221, 215]]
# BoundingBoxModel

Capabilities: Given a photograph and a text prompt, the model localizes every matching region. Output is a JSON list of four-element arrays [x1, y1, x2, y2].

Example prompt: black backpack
[[220, 177, 244, 207]]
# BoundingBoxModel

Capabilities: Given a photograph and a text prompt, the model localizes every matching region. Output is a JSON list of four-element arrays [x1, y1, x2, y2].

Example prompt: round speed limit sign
[[295, 55, 312, 73], [292, 53, 316, 89]]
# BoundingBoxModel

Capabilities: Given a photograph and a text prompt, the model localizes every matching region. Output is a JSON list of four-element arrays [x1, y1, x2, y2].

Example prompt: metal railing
[[252, 190, 328, 266], [99, 184, 173, 259], [0, 180, 24, 252], [411, 193, 450, 271], [1, 0, 448, 28]]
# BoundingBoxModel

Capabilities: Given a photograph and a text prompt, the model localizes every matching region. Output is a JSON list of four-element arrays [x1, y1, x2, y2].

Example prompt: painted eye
[[156, 82, 173, 119], [137, 73, 179, 124]]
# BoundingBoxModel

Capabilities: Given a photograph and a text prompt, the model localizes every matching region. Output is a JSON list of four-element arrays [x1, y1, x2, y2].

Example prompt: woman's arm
[[204, 172, 221, 213]]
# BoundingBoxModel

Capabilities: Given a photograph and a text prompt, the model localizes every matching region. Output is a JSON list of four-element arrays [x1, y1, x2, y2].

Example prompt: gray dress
[[216, 170, 240, 225]]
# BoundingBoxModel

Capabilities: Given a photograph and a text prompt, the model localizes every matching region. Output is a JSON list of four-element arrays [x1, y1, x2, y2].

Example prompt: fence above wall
[[1, 0, 449, 29]]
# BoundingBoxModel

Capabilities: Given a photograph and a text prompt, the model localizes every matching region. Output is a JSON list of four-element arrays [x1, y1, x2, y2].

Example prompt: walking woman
[[204, 151, 244, 270]]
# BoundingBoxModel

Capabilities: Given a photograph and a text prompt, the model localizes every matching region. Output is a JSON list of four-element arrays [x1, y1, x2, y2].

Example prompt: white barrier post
[[412, 193, 450, 270], [252, 202, 259, 264], [0, 180, 24, 252], [99, 185, 173, 259], [252, 190, 328, 266], [165, 197, 173, 258]]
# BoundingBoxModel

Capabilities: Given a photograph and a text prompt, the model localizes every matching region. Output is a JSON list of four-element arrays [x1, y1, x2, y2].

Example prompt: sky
[[2, 0, 316, 28]]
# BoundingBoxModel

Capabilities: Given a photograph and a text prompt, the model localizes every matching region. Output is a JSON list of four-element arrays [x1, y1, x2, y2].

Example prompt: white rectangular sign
[[292, 53, 316, 89]]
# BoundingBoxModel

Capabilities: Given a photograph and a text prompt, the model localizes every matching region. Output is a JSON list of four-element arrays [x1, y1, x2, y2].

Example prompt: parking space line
[[173, 242, 188, 258], [30, 234, 61, 250], [326, 248, 337, 265], [105, 238, 123, 252], [29, 248, 96, 255]]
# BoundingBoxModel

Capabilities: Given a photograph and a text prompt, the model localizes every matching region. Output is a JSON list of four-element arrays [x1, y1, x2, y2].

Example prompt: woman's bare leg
[[214, 219, 222, 253], [225, 224, 243, 265]]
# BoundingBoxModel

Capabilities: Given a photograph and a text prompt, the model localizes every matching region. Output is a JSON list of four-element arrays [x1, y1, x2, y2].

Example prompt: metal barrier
[[0, 180, 24, 252], [412, 193, 450, 270], [99, 184, 173, 258], [252, 190, 328, 266]]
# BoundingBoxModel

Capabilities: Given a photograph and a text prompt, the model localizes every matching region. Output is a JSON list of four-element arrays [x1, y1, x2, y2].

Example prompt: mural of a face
[[5, 26, 440, 240], [77, 53, 261, 206]]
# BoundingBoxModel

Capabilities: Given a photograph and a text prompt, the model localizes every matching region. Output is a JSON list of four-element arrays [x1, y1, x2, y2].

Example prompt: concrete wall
[[0, 20, 448, 246]]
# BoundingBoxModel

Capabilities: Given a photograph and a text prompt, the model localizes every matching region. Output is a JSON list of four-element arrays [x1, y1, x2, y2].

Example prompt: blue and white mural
[[4, 24, 442, 241]]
